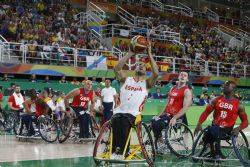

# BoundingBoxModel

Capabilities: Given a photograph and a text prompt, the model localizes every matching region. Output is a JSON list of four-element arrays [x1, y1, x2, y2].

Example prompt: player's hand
[[169, 117, 176, 127], [232, 127, 241, 137], [90, 112, 95, 118], [194, 124, 202, 136]]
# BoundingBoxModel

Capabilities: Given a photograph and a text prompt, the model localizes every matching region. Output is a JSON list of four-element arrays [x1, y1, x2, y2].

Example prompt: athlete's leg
[[103, 102, 113, 122], [151, 114, 171, 139]]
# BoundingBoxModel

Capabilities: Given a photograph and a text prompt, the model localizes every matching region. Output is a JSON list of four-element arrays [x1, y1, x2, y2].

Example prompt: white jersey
[[114, 77, 148, 117]]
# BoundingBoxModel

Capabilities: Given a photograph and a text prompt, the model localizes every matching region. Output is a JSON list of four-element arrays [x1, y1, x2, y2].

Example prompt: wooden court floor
[[0, 133, 247, 167]]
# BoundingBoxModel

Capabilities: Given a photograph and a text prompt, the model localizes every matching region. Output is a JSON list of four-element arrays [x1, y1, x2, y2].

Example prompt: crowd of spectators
[[0, 0, 107, 65], [1, 0, 250, 76], [120, 4, 250, 76]]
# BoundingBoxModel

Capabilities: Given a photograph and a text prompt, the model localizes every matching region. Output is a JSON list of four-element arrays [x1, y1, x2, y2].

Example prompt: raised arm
[[146, 42, 159, 90], [114, 51, 134, 84], [64, 88, 80, 111], [194, 97, 218, 136], [169, 88, 192, 126]]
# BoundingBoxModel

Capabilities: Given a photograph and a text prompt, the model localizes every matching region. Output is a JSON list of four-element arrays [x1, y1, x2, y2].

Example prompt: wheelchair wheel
[[165, 122, 193, 157], [192, 128, 211, 162], [58, 115, 73, 143], [38, 116, 58, 143], [137, 122, 155, 166], [13, 117, 21, 135], [93, 121, 111, 165], [232, 130, 250, 166], [0, 121, 5, 134], [5, 112, 16, 131], [192, 128, 236, 162]]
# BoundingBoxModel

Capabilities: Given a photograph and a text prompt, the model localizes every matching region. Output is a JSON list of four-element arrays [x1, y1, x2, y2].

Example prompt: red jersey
[[164, 85, 189, 116], [29, 98, 46, 117], [213, 95, 240, 128], [8, 94, 25, 109], [71, 88, 94, 108]]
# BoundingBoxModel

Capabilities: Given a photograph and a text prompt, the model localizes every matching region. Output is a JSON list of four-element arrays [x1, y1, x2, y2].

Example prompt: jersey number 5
[[220, 111, 227, 119]]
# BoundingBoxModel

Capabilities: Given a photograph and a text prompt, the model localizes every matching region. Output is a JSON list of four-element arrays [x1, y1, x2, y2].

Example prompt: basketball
[[130, 35, 148, 53]]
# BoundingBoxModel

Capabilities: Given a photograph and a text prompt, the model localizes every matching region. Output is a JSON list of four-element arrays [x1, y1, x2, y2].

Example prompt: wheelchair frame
[[151, 120, 194, 157], [14, 114, 59, 143], [58, 111, 97, 143], [192, 127, 250, 166], [93, 119, 155, 166]]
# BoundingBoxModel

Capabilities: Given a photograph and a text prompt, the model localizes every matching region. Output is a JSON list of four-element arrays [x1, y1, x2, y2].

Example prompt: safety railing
[[87, 1, 106, 22], [206, 8, 219, 22], [100, 24, 180, 43], [0, 41, 250, 78], [117, 6, 136, 25], [178, 2, 193, 17]]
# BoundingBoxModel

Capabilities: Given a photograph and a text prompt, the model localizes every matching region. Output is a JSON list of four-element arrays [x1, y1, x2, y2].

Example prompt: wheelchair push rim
[[165, 122, 194, 157]]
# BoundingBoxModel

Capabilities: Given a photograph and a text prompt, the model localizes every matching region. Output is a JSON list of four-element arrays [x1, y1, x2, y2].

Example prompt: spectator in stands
[[100, 77, 106, 89], [166, 79, 174, 89], [71, 77, 80, 85], [196, 93, 209, 106], [59, 75, 68, 84], [235, 91, 243, 100], [1, 73, 9, 81], [155, 80, 162, 88], [82, 76, 88, 85], [92, 76, 98, 86], [4, 83, 15, 96], [101, 79, 117, 122], [8, 85, 25, 116], [111, 79, 120, 93], [29, 74, 37, 83], [44, 75, 50, 83], [210, 91, 216, 100], [152, 88, 167, 99]]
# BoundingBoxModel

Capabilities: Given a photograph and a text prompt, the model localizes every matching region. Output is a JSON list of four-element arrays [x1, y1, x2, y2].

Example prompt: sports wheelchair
[[93, 115, 155, 166], [58, 110, 98, 143], [150, 118, 194, 157], [0, 110, 16, 133], [14, 113, 58, 143], [192, 127, 250, 166]]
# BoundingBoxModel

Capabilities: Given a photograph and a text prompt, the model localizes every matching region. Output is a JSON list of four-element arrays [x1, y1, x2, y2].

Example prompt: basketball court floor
[[0, 129, 248, 167]]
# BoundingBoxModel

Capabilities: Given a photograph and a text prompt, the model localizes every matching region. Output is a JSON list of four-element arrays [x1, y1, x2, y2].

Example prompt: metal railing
[[100, 24, 180, 43], [87, 1, 106, 22], [0, 41, 249, 78], [206, 8, 219, 22], [178, 2, 193, 17], [117, 6, 136, 25]]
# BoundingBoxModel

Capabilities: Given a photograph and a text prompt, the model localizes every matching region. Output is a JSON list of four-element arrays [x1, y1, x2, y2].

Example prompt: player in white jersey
[[112, 42, 159, 157]]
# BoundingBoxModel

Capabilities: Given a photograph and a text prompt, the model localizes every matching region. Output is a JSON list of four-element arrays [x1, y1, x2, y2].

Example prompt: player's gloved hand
[[232, 127, 241, 137], [194, 124, 202, 136]]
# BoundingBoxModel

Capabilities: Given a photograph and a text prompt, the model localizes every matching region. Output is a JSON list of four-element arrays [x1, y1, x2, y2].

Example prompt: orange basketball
[[130, 35, 148, 53]]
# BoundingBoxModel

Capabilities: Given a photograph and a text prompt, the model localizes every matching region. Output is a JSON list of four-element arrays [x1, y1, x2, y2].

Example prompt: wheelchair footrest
[[94, 157, 146, 164], [16, 135, 41, 140]]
